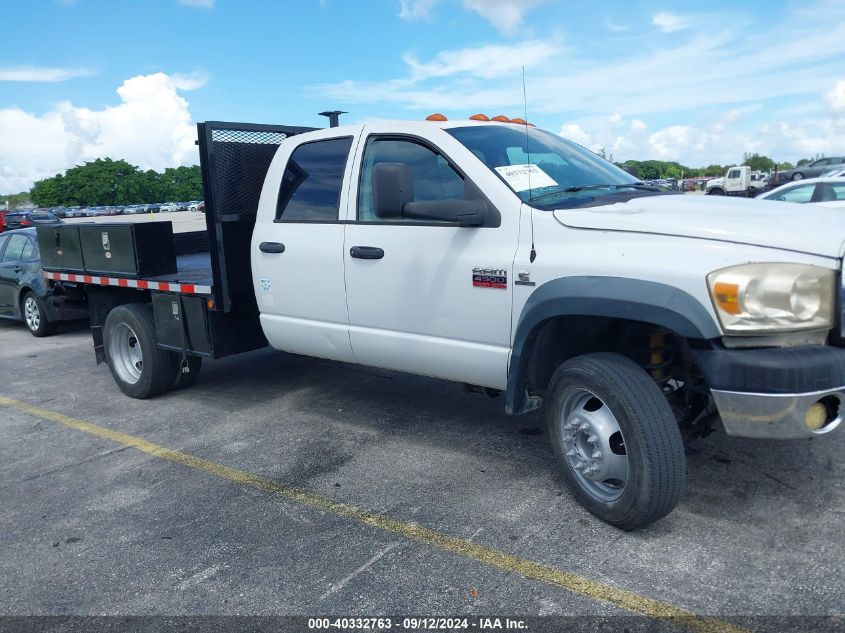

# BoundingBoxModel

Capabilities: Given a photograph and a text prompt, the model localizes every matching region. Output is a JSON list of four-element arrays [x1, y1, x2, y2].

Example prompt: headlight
[[707, 263, 835, 334]]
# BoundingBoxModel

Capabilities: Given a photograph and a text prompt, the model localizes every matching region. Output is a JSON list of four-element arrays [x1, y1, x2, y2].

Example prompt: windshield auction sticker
[[494, 164, 558, 192]]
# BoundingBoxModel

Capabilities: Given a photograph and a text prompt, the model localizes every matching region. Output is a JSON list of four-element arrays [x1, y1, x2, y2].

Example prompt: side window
[[21, 237, 36, 260], [358, 138, 464, 222], [727, 169, 741, 179], [2, 234, 28, 262], [774, 184, 815, 203], [813, 159, 829, 167], [828, 183, 845, 201], [276, 137, 353, 222]]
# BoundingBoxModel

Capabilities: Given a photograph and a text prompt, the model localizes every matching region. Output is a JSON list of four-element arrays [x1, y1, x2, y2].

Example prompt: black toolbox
[[37, 224, 86, 272], [78, 222, 177, 277]]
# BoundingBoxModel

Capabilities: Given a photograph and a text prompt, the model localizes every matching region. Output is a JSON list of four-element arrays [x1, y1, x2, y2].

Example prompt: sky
[[1, 0, 845, 193]]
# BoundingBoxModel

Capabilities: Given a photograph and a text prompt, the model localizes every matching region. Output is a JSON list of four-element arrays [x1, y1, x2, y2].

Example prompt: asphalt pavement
[[0, 318, 843, 631]]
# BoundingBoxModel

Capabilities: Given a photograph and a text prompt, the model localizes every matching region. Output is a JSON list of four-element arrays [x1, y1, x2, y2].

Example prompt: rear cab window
[[276, 137, 353, 222]]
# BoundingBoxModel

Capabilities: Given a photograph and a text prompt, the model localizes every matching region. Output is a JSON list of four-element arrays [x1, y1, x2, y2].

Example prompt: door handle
[[13, 266, 22, 273], [350, 246, 384, 260], [259, 242, 285, 253]]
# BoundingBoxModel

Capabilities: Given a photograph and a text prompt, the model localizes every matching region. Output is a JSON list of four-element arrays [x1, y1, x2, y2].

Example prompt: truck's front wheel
[[547, 352, 686, 530], [104, 304, 174, 399]]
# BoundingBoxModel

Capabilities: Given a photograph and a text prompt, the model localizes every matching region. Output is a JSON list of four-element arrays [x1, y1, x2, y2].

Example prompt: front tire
[[792, 173, 804, 180], [547, 352, 686, 530], [22, 291, 57, 337], [707, 188, 724, 195], [104, 304, 174, 399]]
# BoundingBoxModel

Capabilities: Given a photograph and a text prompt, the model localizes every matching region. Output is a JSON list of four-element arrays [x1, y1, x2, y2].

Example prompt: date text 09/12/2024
[[307, 617, 527, 630]]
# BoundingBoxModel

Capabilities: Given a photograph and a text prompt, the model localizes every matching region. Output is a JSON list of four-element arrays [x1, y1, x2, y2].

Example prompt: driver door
[[343, 130, 519, 389]]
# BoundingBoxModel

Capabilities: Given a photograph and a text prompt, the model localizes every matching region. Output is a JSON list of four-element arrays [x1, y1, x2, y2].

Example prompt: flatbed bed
[[44, 251, 214, 296]]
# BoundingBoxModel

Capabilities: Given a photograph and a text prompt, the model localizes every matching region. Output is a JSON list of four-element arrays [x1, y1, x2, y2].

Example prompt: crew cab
[[38, 116, 845, 530]]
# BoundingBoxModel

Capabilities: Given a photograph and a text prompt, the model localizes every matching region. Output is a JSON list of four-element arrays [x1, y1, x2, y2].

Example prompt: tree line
[[0, 151, 827, 210], [607, 153, 797, 181], [26, 158, 203, 208]]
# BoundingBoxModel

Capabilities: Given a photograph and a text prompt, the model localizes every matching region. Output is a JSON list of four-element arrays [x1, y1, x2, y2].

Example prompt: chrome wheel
[[24, 296, 40, 332], [559, 389, 628, 502], [108, 322, 143, 385]]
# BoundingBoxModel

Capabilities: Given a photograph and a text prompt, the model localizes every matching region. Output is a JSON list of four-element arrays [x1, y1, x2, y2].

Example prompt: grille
[[208, 129, 290, 217]]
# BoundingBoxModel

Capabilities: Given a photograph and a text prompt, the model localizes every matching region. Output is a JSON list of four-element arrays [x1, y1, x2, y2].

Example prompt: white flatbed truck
[[39, 116, 845, 529]]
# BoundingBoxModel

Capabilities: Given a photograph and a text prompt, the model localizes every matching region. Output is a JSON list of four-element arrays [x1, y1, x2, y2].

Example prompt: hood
[[706, 177, 724, 187], [553, 194, 845, 258]]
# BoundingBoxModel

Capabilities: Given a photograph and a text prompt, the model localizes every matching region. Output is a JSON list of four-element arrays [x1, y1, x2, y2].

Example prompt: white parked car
[[756, 177, 845, 209], [159, 202, 180, 213]]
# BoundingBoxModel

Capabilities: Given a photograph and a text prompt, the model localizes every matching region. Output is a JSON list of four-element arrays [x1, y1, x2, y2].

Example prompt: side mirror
[[373, 163, 413, 219], [403, 199, 487, 226], [372, 161, 489, 226]]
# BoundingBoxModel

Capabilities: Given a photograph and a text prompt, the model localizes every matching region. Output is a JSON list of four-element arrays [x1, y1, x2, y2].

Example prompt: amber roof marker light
[[425, 113, 448, 121], [469, 114, 490, 121]]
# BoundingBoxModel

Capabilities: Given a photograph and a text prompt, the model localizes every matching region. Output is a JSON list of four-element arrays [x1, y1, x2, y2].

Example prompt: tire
[[169, 355, 202, 390], [546, 352, 686, 530], [707, 188, 724, 195], [792, 173, 804, 181], [103, 304, 175, 399], [22, 291, 57, 337]]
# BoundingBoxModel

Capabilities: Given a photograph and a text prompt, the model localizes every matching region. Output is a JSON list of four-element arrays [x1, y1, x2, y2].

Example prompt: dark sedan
[[778, 157, 845, 182], [3, 211, 63, 231], [0, 228, 88, 336]]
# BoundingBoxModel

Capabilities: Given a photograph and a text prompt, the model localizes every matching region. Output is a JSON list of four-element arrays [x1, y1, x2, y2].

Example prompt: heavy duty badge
[[472, 267, 507, 289]]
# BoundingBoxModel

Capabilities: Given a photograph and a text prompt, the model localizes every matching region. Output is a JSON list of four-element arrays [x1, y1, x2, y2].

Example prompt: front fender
[[505, 276, 720, 414]]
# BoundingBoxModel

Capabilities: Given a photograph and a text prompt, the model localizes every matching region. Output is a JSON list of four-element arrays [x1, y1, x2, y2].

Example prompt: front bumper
[[693, 344, 845, 439]]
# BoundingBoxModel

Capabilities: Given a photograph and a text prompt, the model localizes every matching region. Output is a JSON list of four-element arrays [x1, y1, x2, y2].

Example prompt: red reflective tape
[[117, 278, 129, 287], [181, 284, 196, 294], [83, 275, 93, 284], [137, 280, 148, 290]]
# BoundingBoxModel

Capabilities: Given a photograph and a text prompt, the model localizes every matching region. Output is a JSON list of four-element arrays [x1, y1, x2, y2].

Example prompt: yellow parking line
[[0, 395, 747, 633]]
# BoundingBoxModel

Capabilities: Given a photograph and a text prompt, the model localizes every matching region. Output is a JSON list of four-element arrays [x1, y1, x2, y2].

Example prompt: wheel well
[[520, 316, 707, 408], [17, 286, 34, 316]]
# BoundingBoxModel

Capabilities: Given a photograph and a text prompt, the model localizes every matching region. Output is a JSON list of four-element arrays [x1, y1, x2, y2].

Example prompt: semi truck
[[705, 165, 769, 196], [38, 116, 845, 530]]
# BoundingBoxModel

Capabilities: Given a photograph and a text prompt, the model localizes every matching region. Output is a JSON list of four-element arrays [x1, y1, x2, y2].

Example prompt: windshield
[[447, 125, 650, 209]]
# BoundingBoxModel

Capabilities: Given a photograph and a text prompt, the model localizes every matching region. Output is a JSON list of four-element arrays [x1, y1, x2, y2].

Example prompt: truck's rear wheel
[[104, 304, 174, 399], [546, 352, 686, 530]]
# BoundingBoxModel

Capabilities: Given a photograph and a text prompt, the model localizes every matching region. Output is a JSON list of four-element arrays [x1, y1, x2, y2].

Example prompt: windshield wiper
[[529, 182, 661, 203], [564, 183, 663, 193]]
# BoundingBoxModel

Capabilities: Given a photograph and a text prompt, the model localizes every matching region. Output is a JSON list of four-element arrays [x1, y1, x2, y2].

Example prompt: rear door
[[252, 129, 359, 362], [0, 233, 28, 316]]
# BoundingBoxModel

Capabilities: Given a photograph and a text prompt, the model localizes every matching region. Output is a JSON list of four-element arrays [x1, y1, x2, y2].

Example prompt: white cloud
[[404, 41, 562, 81], [559, 123, 591, 146], [827, 79, 845, 116], [398, 0, 548, 33], [0, 66, 95, 82], [630, 118, 647, 132], [651, 12, 693, 33], [399, 0, 439, 19], [178, 0, 214, 8], [0, 73, 199, 193], [462, 0, 549, 35], [605, 17, 629, 32], [171, 70, 211, 91]]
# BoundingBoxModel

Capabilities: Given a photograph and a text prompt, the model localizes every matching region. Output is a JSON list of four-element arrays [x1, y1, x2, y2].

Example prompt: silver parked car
[[779, 157, 845, 182]]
